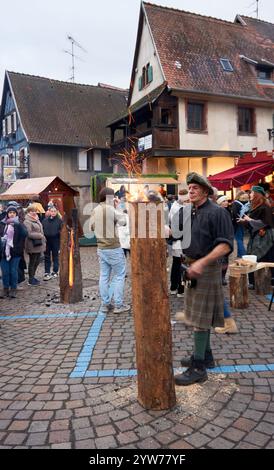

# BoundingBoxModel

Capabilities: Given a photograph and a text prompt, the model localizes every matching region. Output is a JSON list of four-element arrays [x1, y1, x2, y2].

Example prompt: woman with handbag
[[24, 205, 46, 286], [0, 205, 27, 298]]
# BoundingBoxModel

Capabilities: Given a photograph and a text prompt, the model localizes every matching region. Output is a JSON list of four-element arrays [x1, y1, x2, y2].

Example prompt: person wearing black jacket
[[0, 205, 27, 298], [42, 207, 62, 280]]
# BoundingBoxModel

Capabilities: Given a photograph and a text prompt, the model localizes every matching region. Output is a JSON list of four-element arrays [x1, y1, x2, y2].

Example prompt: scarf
[[2, 216, 18, 261]]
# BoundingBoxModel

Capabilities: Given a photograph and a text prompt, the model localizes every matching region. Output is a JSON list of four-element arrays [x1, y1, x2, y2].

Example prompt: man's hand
[[187, 259, 206, 279]]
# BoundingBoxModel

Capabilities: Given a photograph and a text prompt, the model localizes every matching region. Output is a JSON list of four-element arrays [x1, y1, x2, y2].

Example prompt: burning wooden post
[[60, 208, 83, 303], [129, 201, 176, 410]]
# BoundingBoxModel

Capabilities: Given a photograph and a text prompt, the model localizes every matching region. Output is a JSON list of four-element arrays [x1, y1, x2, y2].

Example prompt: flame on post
[[112, 138, 146, 179], [69, 229, 74, 287]]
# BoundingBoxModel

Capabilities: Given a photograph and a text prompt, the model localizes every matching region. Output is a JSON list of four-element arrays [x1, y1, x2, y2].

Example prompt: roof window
[[220, 58, 233, 72]]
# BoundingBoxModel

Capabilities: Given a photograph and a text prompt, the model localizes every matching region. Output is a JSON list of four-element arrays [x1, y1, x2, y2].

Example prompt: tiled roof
[[108, 83, 166, 126], [143, 2, 274, 102], [7, 72, 128, 147]]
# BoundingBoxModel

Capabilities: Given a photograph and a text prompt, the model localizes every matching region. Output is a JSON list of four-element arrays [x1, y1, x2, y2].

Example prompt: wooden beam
[[129, 201, 176, 410]]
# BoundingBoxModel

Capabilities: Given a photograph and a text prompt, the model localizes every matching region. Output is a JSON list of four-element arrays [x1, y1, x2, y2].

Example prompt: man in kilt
[[175, 172, 234, 386]]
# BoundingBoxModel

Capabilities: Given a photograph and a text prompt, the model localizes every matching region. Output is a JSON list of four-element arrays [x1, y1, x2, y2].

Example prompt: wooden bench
[[229, 261, 274, 309]]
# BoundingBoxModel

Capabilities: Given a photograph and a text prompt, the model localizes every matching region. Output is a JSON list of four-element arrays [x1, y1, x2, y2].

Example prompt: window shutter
[[13, 112, 17, 131], [78, 150, 88, 170], [7, 115, 12, 134], [2, 119, 6, 137], [138, 76, 143, 91], [148, 65, 153, 83], [93, 150, 102, 171]]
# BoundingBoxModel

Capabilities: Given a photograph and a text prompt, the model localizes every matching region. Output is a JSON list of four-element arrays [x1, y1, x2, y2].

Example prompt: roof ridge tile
[[143, 1, 239, 27]]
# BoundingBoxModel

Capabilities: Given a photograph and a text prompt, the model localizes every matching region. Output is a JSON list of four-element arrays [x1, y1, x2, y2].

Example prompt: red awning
[[208, 161, 273, 190]]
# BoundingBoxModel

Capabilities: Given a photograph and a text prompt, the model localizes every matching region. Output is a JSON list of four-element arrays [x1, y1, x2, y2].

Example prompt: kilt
[[184, 263, 224, 329]]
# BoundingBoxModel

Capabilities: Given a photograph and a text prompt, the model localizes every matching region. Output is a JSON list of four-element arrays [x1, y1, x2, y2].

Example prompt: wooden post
[[129, 201, 176, 410], [254, 268, 272, 295], [59, 209, 83, 304], [229, 274, 248, 309]]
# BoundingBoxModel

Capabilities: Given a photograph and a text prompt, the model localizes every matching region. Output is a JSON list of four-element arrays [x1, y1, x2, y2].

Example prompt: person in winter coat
[[0, 205, 27, 298], [24, 205, 46, 286], [42, 206, 63, 280]]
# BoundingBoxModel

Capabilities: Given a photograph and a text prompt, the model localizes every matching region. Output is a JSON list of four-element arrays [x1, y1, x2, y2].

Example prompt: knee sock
[[194, 331, 208, 361], [205, 330, 211, 353]]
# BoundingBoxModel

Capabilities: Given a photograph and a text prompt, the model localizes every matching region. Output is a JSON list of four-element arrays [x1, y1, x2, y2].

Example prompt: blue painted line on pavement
[[70, 311, 106, 378], [71, 364, 274, 379], [0, 312, 97, 321]]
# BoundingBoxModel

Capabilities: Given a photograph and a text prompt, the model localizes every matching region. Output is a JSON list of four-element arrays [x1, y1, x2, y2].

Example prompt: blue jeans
[[235, 225, 246, 258], [1, 256, 20, 289], [224, 299, 231, 319], [98, 248, 126, 307]]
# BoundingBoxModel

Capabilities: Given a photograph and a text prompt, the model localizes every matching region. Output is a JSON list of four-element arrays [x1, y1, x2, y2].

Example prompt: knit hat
[[186, 172, 214, 195], [251, 186, 265, 196], [217, 195, 228, 205], [6, 205, 18, 215]]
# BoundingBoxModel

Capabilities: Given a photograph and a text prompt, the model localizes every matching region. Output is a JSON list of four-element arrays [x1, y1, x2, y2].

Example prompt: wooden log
[[59, 218, 70, 304], [129, 201, 176, 410], [254, 268, 272, 295], [59, 209, 83, 304], [229, 274, 248, 309]]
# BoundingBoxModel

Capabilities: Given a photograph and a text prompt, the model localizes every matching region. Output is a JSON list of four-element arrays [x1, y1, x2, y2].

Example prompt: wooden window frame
[[186, 100, 208, 133], [237, 106, 256, 136]]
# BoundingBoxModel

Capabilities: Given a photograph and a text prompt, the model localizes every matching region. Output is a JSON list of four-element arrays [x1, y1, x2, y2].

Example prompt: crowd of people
[[91, 177, 274, 386], [0, 197, 63, 298], [1, 176, 273, 387]]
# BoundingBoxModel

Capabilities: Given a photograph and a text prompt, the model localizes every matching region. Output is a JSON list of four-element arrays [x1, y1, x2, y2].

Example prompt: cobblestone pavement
[[0, 247, 274, 449]]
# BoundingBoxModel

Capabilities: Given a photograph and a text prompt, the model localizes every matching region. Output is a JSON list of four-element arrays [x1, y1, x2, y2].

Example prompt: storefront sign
[[3, 166, 17, 183], [138, 134, 152, 152]]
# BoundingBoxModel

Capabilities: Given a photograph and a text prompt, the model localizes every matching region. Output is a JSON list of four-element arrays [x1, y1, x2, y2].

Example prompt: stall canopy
[[208, 151, 274, 190], [0, 176, 79, 200]]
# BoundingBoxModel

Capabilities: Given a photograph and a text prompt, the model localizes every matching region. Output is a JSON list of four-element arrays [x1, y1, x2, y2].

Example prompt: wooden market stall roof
[[0, 176, 79, 200]]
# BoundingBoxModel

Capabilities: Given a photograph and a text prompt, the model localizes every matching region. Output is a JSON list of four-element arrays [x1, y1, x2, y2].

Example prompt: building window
[[138, 63, 153, 90], [238, 107, 255, 134], [78, 150, 88, 171], [220, 58, 233, 72], [160, 108, 172, 125], [187, 102, 206, 131], [257, 66, 272, 81]]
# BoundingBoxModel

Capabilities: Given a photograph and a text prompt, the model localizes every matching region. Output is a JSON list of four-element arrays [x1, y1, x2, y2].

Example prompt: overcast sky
[[0, 0, 273, 93]]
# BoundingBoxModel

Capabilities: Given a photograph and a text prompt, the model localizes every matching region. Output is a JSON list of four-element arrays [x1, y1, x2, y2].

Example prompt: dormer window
[[220, 58, 233, 72], [256, 65, 272, 81]]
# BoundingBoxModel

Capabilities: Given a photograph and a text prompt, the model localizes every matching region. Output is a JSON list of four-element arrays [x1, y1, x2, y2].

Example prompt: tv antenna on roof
[[63, 35, 87, 83], [247, 0, 259, 19]]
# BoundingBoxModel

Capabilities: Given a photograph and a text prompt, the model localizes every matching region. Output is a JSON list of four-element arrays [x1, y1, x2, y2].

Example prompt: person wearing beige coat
[[24, 206, 46, 286]]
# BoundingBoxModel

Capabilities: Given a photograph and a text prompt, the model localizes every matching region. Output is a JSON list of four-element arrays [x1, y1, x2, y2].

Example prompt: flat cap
[[186, 172, 214, 196]]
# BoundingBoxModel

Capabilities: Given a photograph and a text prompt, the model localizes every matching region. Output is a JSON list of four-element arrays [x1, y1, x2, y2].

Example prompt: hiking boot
[[215, 318, 238, 334], [28, 278, 40, 286], [9, 289, 17, 298], [175, 310, 186, 321], [113, 304, 131, 314], [180, 350, 215, 369], [44, 273, 52, 281], [0, 288, 9, 298], [175, 360, 208, 386]]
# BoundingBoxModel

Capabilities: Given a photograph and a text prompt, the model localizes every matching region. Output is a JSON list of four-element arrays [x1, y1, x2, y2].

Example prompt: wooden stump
[[254, 268, 272, 295], [129, 201, 176, 410], [229, 274, 248, 309], [59, 209, 83, 304]]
